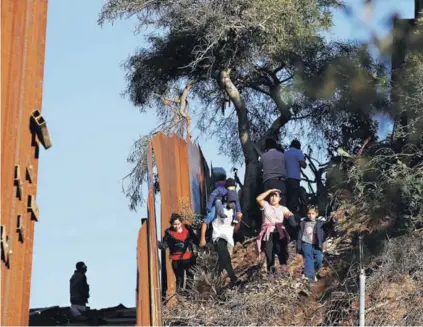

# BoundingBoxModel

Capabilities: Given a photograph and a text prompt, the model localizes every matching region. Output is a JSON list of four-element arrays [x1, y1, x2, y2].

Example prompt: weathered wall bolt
[[31, 109, 52, 149], [16, 215, 24, 243], [27, 194, 40, 221], [26, 165, 34, 183], [1, 225, 11, 267], [14, 165, 23, 199]]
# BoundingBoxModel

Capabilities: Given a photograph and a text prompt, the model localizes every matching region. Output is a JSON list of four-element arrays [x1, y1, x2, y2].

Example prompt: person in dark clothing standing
[[260, 138, 287, 205], [284, 139, 306, 214], [159, 213, 198, 293], [70, 261, 90, 316]]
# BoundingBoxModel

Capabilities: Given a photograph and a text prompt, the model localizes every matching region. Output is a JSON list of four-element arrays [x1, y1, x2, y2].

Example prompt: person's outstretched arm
[[186, 224, 200, 246], [298, 150, 307, 169], [199, 222, 208, 247], [283, 210, 297, 228]]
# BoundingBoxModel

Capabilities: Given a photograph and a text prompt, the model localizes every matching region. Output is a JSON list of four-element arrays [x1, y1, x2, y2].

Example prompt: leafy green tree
[[99, 0, 388, 226]]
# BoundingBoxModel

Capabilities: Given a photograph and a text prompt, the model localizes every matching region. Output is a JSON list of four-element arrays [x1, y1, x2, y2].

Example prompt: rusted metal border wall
[[1, 1, 49, 326], [198, 146, 212, 213], [150, 132, 209, 299], [151, 134, 189, 298], [135, 144, 162, 326]]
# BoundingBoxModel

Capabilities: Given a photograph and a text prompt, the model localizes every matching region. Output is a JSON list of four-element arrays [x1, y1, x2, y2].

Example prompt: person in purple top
[[206, 178, 242, 224]]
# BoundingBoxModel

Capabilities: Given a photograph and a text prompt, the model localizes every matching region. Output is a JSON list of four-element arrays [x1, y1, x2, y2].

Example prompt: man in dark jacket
[[70, 261, 90, 316], [260, 138, 287, 205]]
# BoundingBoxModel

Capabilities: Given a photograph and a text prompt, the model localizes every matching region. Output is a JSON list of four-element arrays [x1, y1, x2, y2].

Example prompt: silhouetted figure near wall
[[70, 261, 90, 316]]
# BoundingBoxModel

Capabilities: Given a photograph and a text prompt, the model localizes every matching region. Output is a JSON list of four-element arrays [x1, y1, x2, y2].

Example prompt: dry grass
[[321, 229, 423, 326], [162, 207, 423, 326], [363, 229, 423, 326], [162, 270, 321, 326], [162, 238, 326, 326]]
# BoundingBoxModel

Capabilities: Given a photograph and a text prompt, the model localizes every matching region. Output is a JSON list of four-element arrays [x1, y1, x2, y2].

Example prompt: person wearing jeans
[[301, 242, 323, 282], [296, 205, 337, 283]]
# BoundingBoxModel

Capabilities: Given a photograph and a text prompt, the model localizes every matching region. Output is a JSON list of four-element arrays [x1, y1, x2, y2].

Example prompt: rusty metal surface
[[1, 0, 48, 325], [146, 143, 162, 325], [150, 133, 210, 300], [135, 144, 162, 326], [151, 134, 191, 298], [136, 219, 151, 325]]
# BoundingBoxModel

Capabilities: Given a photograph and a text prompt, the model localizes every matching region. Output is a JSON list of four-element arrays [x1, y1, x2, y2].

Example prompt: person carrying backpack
[[200, 195, 241, 288]]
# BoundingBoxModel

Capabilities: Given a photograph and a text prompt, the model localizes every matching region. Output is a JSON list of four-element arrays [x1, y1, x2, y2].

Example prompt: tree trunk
[[219, 69, 260, 232], [241, 160, 262, 235], [219, 71, 297, 235]]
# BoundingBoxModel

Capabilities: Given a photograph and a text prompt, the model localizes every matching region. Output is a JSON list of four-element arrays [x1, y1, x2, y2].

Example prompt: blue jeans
[[205, 202, 236, 224], [302, 242, 323, 282], [204, 206, 216, 224]]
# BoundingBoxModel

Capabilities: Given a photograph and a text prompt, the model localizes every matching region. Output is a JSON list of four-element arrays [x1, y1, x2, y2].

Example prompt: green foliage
[[100, 0, 387, 158], [100, 0, 390, 211], [394, 52, 423, 146], [347, 147, 422, 233], [123, 134, 151, 210]]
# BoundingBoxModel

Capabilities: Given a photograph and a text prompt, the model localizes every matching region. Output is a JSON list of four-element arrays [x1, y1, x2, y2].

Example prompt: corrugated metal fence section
[[152, 133, 210, 299], [1, 0, 49, 326], [136, 132, 210, 325], [136, 144, 161, 326]]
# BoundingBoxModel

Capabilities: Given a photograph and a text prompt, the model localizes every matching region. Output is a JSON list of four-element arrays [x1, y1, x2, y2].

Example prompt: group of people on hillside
[[68, 138, 336, 315], [67, 138, 336, 315], [160, 138, 337, 294]]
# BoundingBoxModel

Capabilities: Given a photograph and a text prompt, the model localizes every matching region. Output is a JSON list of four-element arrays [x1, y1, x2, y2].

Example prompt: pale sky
[[30, 0, 414, 309]]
